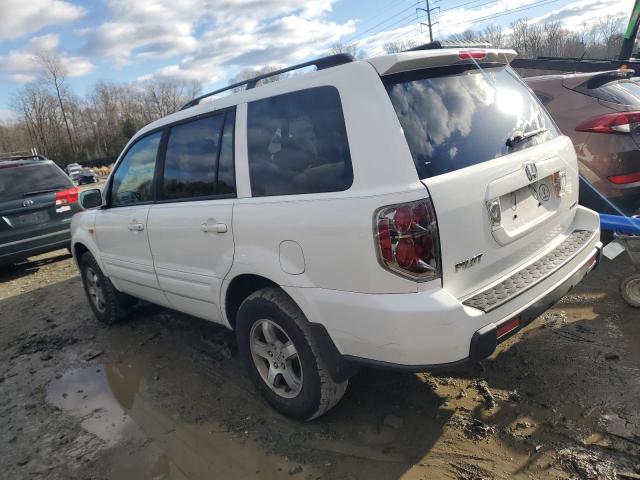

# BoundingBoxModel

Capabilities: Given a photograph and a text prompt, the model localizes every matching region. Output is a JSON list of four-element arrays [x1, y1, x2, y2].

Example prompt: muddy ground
[[1, 249, 639, 480]]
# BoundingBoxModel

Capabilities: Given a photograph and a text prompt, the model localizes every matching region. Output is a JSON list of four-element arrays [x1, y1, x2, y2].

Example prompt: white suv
[[72, 46, 602, 420]]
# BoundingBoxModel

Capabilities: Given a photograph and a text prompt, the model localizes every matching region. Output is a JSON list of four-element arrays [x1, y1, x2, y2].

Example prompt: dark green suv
[[0, 156, 81, 266]]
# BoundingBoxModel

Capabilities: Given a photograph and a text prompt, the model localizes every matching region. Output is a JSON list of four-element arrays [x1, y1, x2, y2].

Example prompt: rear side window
[[0, 162, 72, 202], [385, 65, 560, 179], [111, 131, 161, 206], [576, 79, 640, 106], [247, 86, 353, 197], [162, 111, 236, 200]]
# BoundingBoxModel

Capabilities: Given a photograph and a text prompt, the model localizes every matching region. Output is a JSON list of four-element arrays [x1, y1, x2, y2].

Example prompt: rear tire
[[236, 287, 348, 421], [80, 252, 135, 325], [621, 273, 640, 308]]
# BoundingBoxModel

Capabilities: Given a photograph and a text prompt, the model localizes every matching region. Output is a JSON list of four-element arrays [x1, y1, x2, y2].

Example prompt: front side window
[[385, 65, 560, 179], [247, 86, 353, 197], [110, 131, 161, 206]]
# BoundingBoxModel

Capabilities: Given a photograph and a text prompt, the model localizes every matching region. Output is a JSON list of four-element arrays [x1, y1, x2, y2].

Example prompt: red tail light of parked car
[[55, 187, 79, 206], [575, 111, 640, 134]]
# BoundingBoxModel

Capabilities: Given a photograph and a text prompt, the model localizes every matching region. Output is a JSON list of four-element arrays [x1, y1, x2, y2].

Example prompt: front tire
[[236, 287, 348, 421], [80, 252, 135, 325]]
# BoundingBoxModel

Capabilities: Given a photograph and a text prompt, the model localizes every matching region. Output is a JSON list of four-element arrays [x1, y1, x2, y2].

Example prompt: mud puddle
[[47, 364, 303, 480]]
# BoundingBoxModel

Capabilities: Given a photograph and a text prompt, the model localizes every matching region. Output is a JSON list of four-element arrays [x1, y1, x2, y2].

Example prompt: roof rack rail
[[179, 53, 355, 111], [405, 40, 493, 51], [0, 148, 42, 162]]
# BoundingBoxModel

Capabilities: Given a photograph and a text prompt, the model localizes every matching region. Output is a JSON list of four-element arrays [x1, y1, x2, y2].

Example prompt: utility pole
[[620, 0, 640, 59], [417, 0, 439, 43]]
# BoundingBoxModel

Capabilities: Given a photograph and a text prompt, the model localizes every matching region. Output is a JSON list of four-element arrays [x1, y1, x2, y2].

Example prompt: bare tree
[[383, 39, 417, 53], [328, 42, 366, 59], [483, 24, 505, 48], [228, 65, 287, 92], [142, 78, 202, 118], [34, 50, 76, 154]]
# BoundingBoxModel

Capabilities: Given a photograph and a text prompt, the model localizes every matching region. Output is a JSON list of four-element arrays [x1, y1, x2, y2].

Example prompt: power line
[[347, 2, 420, 43], [445, 0, 566, 28], [352, 0, 416, 29], [438, 0, 498, 14]]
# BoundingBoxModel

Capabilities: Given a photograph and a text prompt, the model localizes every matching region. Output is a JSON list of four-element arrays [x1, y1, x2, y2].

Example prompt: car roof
[[0, 157, 53, 168], [134, 47, 517, 143]]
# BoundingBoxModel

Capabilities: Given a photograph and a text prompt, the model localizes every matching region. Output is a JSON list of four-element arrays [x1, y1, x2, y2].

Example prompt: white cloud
[[530, 0, 633, 29], [0, 0, 85, 40], [80, 0, 355, 82], [0, 34, 94, 84]]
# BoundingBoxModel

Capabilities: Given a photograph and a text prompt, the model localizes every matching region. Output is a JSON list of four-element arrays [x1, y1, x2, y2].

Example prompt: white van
[[72, 45, 601, 420]]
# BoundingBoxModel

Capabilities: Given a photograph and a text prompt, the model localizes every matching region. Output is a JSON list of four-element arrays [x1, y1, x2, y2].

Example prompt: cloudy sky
[[0, 0, 634, 120]]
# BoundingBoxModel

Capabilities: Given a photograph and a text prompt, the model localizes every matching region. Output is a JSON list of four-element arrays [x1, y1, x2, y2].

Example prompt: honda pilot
[[71, 46, 601, 420]]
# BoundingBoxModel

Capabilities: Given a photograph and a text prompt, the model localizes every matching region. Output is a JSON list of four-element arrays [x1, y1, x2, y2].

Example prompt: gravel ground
[[1, 248, 639, 480]]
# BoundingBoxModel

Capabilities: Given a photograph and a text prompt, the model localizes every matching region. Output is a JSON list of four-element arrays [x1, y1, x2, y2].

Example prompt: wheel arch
[[224, 273, 280, 331], [223, 274, 359, 383]]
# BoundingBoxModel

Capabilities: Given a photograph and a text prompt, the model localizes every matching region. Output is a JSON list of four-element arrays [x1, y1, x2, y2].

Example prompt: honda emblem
[[524, 162, 538, 182]]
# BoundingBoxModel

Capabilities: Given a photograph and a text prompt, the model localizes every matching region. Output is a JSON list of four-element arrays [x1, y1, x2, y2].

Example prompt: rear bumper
[[0, 229, 70, 265], [285, 207, 601, 376]]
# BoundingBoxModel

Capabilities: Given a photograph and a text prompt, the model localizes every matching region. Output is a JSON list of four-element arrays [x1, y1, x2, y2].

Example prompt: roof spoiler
[[368, 48, 518, 76], [405, 40, 493, 51], [561, 68, 637, 90]]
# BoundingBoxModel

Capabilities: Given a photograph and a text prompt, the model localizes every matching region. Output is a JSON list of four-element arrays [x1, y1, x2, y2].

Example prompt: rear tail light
[[55, 187, 79, 205], [458, 50, 487, 60], [374, 198, 441, 281], [575, 111, 640, 134], [608, 172, 640, 185]]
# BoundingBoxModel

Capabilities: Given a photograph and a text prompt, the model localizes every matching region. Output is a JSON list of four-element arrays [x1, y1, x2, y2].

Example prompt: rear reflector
[[496, 316, 520, 339], [55, 187, 79, 205], [458, 50, 487, 60], [575, 111, 640, 134], [608, 172, 640, 185]]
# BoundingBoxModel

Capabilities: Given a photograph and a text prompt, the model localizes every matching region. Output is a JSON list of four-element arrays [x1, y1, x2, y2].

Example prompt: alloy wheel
[[249, 319, 303, 398]]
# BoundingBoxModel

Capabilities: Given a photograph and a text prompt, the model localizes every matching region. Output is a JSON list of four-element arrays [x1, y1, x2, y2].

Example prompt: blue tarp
[[600, 214, 640, 234]]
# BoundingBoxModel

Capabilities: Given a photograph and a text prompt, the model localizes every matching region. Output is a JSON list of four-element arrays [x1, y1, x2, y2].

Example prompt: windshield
[[384, 64, 560, 179], [0, 163, 72, 202]]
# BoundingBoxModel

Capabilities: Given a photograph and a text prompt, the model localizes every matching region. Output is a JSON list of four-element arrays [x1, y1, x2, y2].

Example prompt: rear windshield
[[384, 64, 560, 179], [577, 79, 640, 106], [0, 162, 72, 202]]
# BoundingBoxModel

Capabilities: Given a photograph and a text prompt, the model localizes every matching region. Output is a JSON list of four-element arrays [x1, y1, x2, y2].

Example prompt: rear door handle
[[201, 222, 228, 233], [127, 222, 144, 232]]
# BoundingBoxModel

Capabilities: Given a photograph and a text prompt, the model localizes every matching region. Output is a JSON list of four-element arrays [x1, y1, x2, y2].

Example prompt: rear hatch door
[[383, 59, 580, 299], [0, 161, 79, 248]]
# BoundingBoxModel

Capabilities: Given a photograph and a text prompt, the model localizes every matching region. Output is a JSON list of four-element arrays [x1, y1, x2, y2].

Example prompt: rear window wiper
[[23, 187, 67, 197], [506, 128, 549, 149]]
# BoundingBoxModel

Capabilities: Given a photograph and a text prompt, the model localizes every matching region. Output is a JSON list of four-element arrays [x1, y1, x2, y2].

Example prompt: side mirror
[[80, 189, 103, 209]]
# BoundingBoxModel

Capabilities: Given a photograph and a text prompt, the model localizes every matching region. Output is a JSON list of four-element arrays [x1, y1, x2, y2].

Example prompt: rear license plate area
[[498, 176, 560, 229], [17, 210, 50, 227]]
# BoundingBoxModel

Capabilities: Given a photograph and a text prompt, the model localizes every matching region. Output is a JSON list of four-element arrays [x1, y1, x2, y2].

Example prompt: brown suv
[[526, 70, 640, 216]]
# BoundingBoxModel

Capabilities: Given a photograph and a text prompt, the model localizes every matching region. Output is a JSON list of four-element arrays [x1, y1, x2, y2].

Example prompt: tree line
[[0, 51, 201, 166], [0, 14, 632, 167]]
